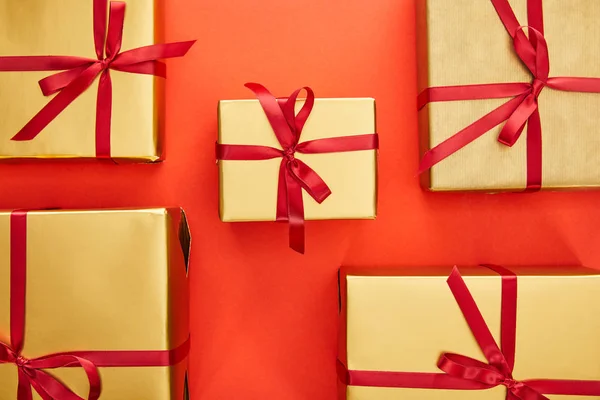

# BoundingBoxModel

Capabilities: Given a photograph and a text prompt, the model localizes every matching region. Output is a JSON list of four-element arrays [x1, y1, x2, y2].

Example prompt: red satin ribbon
[[418, 0, 600, 190], [0, 211, 190, 400], [0, 0, 195, 158], [342, 265, 600, 399], [216, 83, 379, 254]]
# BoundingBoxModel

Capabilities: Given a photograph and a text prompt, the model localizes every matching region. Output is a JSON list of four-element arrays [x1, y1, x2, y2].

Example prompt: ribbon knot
[[283, 147, 296, 163], [15, 355, 29, 368], [531, 78, 545, 99], [99, 58, 112, 71], [502, 378, 519, 389]]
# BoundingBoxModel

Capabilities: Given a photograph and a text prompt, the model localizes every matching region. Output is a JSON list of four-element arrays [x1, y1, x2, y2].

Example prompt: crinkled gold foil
[[218, 98, 378, 221], [417, 0, 600, 191], [339, 266, 600, 399], [0, 208, 190, 399], [0, 0, 163, 161]]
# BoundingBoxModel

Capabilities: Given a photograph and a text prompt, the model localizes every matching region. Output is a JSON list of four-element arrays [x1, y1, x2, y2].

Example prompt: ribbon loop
[[0, 342, 18, 364], [281, 86, 315, 140], [495, 25, 549, 149], [497, 92, 536, 147], [512, 26, 549, 81], [93, 0, 108, 60], [287, 159, 332, 204], [244, 83, 297, 150], [104, 2, 125, 60]]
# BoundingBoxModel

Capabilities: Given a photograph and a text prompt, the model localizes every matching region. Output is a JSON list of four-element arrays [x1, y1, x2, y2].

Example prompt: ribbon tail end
[[498, 137, 517, 147], [180, 40, 197, 54], [315, 190, 332, 204], [292, 246, 305, 255], [11, 131, 37, 142], [290, 239, 305, 254], [290, 229, 306, 254]]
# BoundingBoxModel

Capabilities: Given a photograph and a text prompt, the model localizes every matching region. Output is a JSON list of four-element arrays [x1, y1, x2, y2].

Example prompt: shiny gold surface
[[417, 0, 600, 191], [0, 209, 189, 399], [0, 0, 162, 161], [218, 98, 378, 221], [341, 266, 600, 399]]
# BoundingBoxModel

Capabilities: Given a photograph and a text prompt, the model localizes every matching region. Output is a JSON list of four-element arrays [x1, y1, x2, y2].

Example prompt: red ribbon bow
[[343, 265, 600, 399], [418, 0, 600, 190], [0, 0, 195, 158], [0, 211, 189, 400], [0, 344, 101, 400], [216, 83, 379, 254]]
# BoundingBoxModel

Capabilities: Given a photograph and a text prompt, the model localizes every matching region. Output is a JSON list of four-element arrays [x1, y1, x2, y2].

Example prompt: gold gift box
[[0, 208, 191, 399], [339, 266, 600, 399], [0, 0, 164, 161], [417, 0, 600, 191], [218, 98, 378, 221]]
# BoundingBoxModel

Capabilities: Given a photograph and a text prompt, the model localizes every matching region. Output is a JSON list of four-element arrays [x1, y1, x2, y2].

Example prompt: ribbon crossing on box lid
[[216, 83, 379, 254], [0, 0, 195, 158], [340, 265, 600, 399], [0, 211, 189, 400], [418, 0, 600, 191]]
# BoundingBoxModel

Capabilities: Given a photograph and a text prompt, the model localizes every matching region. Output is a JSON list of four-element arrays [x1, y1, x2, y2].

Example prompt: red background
[[3, 0, 600, 399]]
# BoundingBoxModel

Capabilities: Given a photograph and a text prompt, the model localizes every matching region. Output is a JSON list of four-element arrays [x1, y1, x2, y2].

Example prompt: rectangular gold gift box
[[0, 208, 191, 400], [338, 266, 600, 399], [218, 98, 378, 221], [417, 0, 600, 191], [0, 0, 164, 161]]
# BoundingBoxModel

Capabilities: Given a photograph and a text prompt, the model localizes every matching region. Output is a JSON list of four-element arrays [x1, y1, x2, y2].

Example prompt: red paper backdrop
[[2, 0, 600, 399]]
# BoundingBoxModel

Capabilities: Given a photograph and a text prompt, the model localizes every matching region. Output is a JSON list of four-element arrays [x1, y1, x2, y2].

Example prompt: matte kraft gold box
[[417, 0, 600, 191], [338, 266, 600, 399], [0, 208, 191, 399], [218, 98, 378, 222], [0, 0, 165, 161]]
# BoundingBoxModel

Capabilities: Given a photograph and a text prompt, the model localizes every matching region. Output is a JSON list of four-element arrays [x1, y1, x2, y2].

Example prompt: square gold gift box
[[0, 208, 191, 399], [417, 0, 600, 191], [338, 265, 600, 399], [217, 96, 378, 222], [0, 0, 193, 161]]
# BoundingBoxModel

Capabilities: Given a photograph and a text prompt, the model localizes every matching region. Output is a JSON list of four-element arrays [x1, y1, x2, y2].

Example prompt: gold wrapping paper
[[339, 266, 600, 399], [417, 0, 600, 191], [218, 98, 378, 221], [0, 0, 164, 161], [0, 208, 190, 399]]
